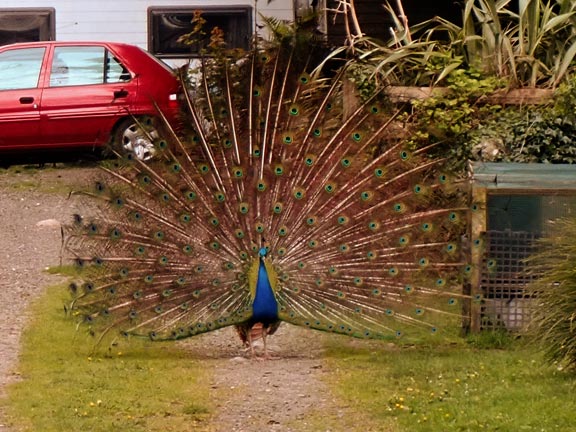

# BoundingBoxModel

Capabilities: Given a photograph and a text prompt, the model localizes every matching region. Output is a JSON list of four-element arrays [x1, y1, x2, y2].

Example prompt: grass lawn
[[323, 337, 576, 431]]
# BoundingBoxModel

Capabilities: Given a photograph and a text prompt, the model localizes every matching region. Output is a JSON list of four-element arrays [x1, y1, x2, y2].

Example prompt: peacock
[[64, 25, 471, 358]]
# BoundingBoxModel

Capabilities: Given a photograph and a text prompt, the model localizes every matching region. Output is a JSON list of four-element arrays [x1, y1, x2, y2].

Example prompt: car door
[[40, 45, 136, 146], [0, 46, 45, 149]]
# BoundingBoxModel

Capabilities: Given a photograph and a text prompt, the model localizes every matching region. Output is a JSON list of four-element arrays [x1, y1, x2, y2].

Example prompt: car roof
[[0, 41, 137, 49]]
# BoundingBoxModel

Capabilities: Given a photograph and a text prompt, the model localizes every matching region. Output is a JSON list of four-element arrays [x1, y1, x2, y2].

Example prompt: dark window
[[0, 8, 55, 46], [148, 7, 252, 58]]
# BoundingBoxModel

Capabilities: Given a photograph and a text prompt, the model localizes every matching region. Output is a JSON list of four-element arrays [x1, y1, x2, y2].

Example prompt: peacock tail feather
[[64, 30, 471, 346]]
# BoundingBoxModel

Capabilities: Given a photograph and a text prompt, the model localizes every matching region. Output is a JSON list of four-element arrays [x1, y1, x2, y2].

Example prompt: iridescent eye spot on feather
[[339, 244, 350, 253], [214, 192, 226, 203], [144, 275, 154, 283], [238, 202, 249, 214], [354, 277, 363, 286], [156, 139, 168, 150], [94, 181, 106, 193], [304, 154, 316, 166], [273, 202, 283, 214], [87, 223, 98, 234], [404, 285, 413, 293], [393, 202, 406, 213], [253, 86, 262, 97], [289, 105, 299, 116], [313, 128, 322, 137], [175, 277, 186, 285], [372, 288, 381, 296], [184, 190, 197, 201], [257, 181, 267, 192], [233, 167, 244, 178], [308, 239, 318, 248], [337, 291, 345, 299], [399, 150, 410, 161], [298, 72, 310, 84], [180, 213, 191, 223], [277, 247, 286, 257], [153, 230, 165, 241], [119, 268, 129, 278], [368, 221, 380, 231], [293, 187, 305, 200], [222, 138, 233, 148], [298, 261, 306, 269], [83, 282, 95, 293], [360, 190, 374, 202], [389, 267, 399, 276], [135, 245, 146, 256], [209, 216, 219, 227], [413, 184, 424, 194], [328, 266, 338, 275], [438, 173, 448, 184], [274, 164, 284, 176], [315, 278, 324, 287], [170, 162, 182, 174], [436, 278, 446, 286], [351, 132, 362, 142], [337, 215, 349, 225], [398, 236, 409, 246], [132, 290, 142, 299], [278, 226, 289, 237], [235, 229, 245, 239], [415, 308, 424, 315], [367, 250, 377, 260], [419, 257, 429, 267], [324, 182, 336, 194], [197, 163, 210, 174], [448, 298, 456, 305], [111, 196, 124, 208], [374, 168, 384, 178], [182, 244, 193, 255], [210, 241, 220, 250], [255, 222, 265, 233], [110, 227, 121, 240], [253, 147, 261, 157], [341, 157, 352, 168], [448, 212, 459, 223], [471, 202, 480, 212], [446, 243, 456, 253], [283, 134, 293, 144], [306, 216, 317, 226], [421, 222, 433, 232]]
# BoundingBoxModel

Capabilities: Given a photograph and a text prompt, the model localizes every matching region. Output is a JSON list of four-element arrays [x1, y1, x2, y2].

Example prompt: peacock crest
[[64, 25, 471, 355]]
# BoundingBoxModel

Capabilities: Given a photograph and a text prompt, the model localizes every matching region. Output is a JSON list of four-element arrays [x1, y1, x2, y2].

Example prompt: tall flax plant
[[525, 218, 576, 371], [448, 0, 576, 87], [350, 0, 576, 88]]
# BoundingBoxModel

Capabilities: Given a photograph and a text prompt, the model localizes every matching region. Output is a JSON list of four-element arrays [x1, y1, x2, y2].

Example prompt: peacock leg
[[247, 328, 256, 359]]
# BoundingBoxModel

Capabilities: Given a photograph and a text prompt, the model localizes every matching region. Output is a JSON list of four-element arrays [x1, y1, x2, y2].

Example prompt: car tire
[[113, 117, 159, 161]]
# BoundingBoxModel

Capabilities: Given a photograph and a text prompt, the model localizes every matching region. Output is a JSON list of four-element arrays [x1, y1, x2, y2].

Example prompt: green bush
[[526, 218, 576, 371]]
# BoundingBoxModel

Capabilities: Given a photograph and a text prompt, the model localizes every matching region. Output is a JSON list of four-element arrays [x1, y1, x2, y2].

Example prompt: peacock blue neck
[[251, 249, 279, 325]]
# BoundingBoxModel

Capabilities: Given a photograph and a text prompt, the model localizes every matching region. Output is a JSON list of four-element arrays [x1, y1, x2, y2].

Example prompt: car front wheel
[[113, 117, 159, 161]]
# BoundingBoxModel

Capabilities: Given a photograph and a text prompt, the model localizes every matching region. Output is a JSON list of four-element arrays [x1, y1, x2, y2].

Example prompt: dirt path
[[0, 165, 354, 432]]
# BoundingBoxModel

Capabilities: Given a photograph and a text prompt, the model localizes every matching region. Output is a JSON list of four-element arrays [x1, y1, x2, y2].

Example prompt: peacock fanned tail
[[64, 33, 470, 347]]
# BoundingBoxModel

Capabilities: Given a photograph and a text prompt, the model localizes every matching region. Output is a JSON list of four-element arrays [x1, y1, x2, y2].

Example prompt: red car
[[0, 41, 181, 160]]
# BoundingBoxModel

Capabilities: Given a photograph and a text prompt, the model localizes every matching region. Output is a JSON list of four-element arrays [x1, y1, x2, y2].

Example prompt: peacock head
[[259, 247, 268, 258]]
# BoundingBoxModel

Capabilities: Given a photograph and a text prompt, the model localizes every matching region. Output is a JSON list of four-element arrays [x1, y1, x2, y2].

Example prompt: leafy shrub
[[525, 218, 576, 371]]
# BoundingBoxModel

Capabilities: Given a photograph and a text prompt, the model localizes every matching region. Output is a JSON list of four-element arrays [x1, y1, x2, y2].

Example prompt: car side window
[[0, 47, 45, 90], [50, 46, 130, 87]]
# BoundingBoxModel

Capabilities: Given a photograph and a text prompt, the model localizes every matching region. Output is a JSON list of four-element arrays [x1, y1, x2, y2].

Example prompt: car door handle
[[19, 97, 35, 104], [114, 89, 129, 99]]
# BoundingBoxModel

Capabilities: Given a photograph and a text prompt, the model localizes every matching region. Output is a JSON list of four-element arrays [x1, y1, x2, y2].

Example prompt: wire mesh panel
[[479, 230, 540, 331]]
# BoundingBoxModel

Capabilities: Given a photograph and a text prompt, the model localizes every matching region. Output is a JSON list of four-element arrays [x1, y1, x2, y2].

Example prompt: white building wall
[[0, 0, 295, 48]]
